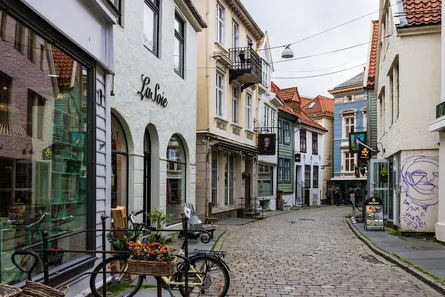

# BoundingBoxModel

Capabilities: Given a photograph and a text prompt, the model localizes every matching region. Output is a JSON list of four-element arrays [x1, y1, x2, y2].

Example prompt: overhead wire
[[273, 55, 367, 73], [271, 63, 366, 80]]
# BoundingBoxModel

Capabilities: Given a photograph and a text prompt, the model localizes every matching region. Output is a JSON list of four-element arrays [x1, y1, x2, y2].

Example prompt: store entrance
[[143, 129, 151, 222]]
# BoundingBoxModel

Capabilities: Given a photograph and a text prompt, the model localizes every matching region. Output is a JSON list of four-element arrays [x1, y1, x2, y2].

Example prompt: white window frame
[[232, 85, 239, 123], [343, 151, 355, 172], [343, 114, 355, 139], [224, 154, 234, 205], [216, 73, 225, 117], [362, 109, 368, 131], [392, 63, 399, 121], [246, 93, 252, 130], [379, 89, 385, 137], [216, 3, 225, 45], [232, 20, 239, 48]]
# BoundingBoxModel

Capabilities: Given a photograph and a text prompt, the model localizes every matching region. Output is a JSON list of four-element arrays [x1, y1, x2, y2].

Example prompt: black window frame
[[144, 0, 160, 56], [27, 29, 35, 62], [14, 21, 23, 53], [0, 10, 6, 40], [313, 165, 319, 188], [312, 132, 318, 155], [0, 71, 11, 125], [304, 165, 311, 187], [283, 121, 291, 145], [300, 130, 307, 152], [174, 13, 185, 77]]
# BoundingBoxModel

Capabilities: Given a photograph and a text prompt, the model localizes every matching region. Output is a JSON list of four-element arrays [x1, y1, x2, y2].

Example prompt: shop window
[[144, 0, 160, 56], [300, 130, 306, 152], [111, 114, 128, 210], [0, 15, 91, 285], [258, 165, 273, 196], [304, 165, 311, 187], [313, 166, 319, 188], [27, 90, 45, 139], [166, 135, 186, 222], [174, 13, 185, 77], [0, 72, 11, 125], [211, 151, 218, 207], [224, 153, 234, 205], [312, 132, 318, 155]]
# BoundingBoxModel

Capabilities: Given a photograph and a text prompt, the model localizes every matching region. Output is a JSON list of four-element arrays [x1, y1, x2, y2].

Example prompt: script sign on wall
[[137, 74, 168, 107]]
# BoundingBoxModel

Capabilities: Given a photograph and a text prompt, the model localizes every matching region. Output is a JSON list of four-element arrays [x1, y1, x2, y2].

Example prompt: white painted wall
[[112, 0, 199, 214]]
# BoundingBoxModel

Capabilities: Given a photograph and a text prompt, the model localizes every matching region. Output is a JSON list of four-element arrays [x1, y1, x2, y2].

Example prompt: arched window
[[166, 135, 186, 221], [111, 114, 128, 209]]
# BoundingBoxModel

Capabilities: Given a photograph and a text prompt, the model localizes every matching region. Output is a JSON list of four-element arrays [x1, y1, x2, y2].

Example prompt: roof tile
[[52, 47, 74, 88], [303, 95, 334, 116], [401, 0, 441, 27], [367, 21, 379, 86]]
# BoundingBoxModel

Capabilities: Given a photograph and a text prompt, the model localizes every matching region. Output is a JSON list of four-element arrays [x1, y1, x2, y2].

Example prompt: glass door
[[370, 159, 389, 219]]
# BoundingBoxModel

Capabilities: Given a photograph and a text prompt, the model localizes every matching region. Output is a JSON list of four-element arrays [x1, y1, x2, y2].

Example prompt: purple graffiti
[[401, 212, 427, 229], [401, 155, 439, 211]]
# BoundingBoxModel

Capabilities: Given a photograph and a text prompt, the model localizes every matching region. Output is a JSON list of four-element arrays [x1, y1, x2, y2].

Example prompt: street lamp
[[281, 45, 294, 59], [321, 155, 332, 169]]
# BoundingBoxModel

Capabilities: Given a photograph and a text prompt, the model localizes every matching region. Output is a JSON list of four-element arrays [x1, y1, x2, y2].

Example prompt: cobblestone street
[[219, 207, 442, 297]]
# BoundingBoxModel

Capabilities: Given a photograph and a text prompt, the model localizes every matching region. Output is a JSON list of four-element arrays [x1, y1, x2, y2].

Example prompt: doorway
[[143, 129, 151, 223], [370, 159, 389, 219]]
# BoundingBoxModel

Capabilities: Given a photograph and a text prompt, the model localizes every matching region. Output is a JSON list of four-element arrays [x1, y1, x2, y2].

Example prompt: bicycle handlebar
[[27, 212, 49, 228], [129, 211, 156, 231]]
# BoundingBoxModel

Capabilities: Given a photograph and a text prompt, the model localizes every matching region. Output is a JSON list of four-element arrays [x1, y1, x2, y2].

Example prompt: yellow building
[[192, 0, 264, 218]]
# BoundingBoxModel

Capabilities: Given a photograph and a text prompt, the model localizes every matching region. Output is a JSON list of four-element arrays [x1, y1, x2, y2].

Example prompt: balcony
[[229, 45, 262, 91]]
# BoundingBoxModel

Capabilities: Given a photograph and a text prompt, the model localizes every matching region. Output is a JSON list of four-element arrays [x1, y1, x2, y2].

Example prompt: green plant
[[388, 228, 406, 241], [106, 229, 138, 250], [146, 209, 172, 244], [129, 242, 176, 262]]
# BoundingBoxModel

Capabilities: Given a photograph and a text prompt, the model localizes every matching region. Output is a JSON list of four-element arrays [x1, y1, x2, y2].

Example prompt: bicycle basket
[[0, 283, 22, 297], [19, 281, 69, 297]]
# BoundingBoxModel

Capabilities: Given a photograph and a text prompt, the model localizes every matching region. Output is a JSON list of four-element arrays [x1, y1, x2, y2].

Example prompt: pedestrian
[[334, 188, 341, 206], [326, 186, 333, 206]]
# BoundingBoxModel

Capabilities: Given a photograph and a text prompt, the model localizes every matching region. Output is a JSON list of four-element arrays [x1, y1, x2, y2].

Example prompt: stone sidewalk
[[347, 217, 445, 294]]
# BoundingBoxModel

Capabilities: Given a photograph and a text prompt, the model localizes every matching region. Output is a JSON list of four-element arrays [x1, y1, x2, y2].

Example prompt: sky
[[241, 0, 380, 98]]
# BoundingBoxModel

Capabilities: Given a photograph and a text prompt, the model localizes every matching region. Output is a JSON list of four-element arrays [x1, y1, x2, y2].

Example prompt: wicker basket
[[127, 257, 177, 276], [19, 281, 69, 297], [0, 283, 22, 297]]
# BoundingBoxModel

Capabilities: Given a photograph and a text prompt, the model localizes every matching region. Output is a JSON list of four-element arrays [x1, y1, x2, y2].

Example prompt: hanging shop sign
[[359, 143, 371, 160], [349, 132, 366, 153], [258, 133, 276, 155], [436, 101, 445, 119], [295, 153, 301, 163], [380, 166, 388, 183], [137, 74, 168, 107], [42, 144, 54, 160]]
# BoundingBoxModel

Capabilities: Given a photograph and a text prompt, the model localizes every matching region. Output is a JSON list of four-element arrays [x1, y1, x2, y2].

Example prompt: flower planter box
[[127, 257, 177, 276]]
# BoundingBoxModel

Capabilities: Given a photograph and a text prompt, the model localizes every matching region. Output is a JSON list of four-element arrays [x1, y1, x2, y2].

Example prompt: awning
[[0, 123, 26, 136]]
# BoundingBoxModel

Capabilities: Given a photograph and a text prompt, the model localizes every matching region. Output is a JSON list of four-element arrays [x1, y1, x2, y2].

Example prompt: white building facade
[[377, 0, 440, 232], [111, 0, 206, 224]]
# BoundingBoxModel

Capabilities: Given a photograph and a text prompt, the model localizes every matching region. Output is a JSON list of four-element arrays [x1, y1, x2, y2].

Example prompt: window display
[[0, 10, 89, 284], [166, 135, 186, 222]]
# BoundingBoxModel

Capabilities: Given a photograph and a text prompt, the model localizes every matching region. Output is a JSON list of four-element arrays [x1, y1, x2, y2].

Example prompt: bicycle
[[1, 211, 49, 284], [89, 210, 230, 297]]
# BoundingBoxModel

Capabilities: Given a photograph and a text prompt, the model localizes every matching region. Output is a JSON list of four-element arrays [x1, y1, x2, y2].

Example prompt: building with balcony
[[329, 72, 368, 201], [192, 0, 264, 218]]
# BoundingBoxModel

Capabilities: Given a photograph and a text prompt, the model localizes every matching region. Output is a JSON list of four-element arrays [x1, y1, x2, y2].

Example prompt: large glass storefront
[[0, 10, 90, 284], [166, 135, 186, 222]]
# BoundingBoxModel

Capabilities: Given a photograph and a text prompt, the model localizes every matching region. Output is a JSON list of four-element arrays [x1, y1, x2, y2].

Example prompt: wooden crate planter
[[127, 257, 177, 276]]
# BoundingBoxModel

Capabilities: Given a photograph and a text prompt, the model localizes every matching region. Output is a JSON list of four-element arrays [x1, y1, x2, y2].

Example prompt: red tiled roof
[[52, 47, 74, 87], [367, 20, 379, 86], [300, 96, 313, 108], [401, 0, 441, 27], [273, 81, 328, 132], [303, 95, 334, 116]]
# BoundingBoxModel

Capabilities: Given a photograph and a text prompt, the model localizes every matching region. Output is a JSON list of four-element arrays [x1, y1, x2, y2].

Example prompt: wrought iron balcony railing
[[229, 46, 262, 90]]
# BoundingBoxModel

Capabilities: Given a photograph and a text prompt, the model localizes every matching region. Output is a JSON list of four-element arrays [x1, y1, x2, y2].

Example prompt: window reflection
[[166, 135, 186, 222], [0, 10, 89, 284]]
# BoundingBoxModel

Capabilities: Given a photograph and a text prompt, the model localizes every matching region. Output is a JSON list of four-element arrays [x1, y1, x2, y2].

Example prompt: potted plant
[[146, 209, 173, 245], [127, 241, 177, 276], [106, 228, 138, 251]]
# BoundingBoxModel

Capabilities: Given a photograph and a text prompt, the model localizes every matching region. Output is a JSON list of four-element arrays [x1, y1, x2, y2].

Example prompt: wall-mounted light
[[321, 155, 332, 169]]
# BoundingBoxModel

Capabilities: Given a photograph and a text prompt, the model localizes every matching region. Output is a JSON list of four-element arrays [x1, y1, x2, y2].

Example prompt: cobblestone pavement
[[218, 207, 442, 297]]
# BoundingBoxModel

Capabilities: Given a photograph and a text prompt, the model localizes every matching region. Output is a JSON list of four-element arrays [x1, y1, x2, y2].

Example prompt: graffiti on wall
[[400, 155, 439, 230]]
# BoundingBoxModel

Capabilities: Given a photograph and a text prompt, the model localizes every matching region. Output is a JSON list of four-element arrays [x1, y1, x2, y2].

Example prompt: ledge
[[429, 116, 445, 132], [214, 116, 229, 131], [230, 122, 243, 136]]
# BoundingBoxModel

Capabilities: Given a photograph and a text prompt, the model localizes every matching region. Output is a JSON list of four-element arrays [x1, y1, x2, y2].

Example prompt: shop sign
[[295, 153, 301, 163], [137, 74, 168, 107], [436, 101, 445, 118], [258, 134, 276, 155], [359, 143, 370, 160], [42, 145, 53, 160], [380, 166, 388, 183]]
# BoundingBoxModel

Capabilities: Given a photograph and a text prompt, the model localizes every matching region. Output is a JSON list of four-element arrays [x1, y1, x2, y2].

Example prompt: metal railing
[[229, 46, 262, 82]]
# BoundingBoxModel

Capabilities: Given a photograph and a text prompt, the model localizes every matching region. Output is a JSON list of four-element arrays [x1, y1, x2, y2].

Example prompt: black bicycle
[[89, 210, 230, 297]]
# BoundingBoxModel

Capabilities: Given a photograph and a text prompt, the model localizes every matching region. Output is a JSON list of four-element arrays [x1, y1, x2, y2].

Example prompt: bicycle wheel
[[89, 256, 143, 297], [178, 255, 230, 297]]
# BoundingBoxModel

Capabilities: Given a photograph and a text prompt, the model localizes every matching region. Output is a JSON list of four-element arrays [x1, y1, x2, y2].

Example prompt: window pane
[[144, 3, 157, 53], [166, 135, 186, 221], [0, 18, 90, 284], [174, 36, 181, 73]]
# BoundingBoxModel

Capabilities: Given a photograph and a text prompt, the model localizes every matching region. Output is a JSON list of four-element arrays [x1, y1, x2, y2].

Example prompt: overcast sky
[[241, 0, 380, 98]]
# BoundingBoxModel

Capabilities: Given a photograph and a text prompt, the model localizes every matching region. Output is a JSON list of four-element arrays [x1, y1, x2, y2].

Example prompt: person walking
[[334, 188, 341, 206], [326, 186, 333, 206]]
